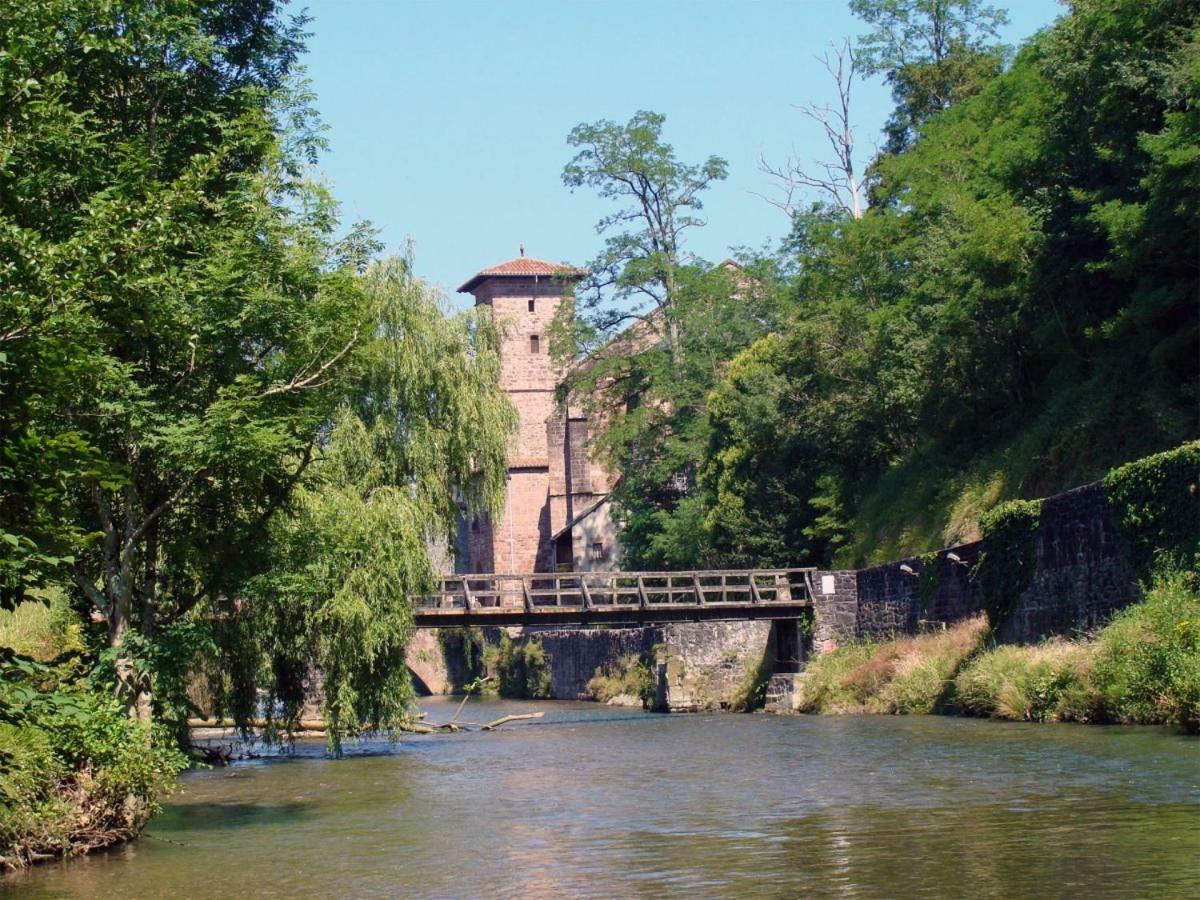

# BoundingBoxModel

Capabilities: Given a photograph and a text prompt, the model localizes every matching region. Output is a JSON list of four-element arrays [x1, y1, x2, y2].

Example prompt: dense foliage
[[554, 108, 803, 570], [0, 614, 186, 869], [1102, 442, 1200, 579], [0, 0, 514, 851], [228, 259, 513, 749], [489, 637, 551, 700], [1091, 571, 1200, 731], [590, 0, 1197, 570], [971, 499, 1041, 629], [585, 654, 656, 707]]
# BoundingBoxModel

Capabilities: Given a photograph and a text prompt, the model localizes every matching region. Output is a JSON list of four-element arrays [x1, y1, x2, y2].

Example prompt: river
[[4, 698, 1198, 898]]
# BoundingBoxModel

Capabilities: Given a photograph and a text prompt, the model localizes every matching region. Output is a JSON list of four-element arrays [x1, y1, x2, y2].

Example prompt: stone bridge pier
[[412, 616, 813, 712], [520, 619, 801, 711]]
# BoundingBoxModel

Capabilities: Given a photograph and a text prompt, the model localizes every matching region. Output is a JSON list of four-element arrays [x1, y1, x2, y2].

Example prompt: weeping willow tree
[[211, 256, 515, 750]]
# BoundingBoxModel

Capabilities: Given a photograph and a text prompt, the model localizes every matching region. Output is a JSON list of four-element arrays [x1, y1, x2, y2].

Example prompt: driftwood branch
[[481, 712, 545, 730]]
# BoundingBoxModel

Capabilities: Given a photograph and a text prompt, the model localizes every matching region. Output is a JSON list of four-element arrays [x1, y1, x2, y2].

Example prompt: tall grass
[[797, 616, 988, 714], [0, 590, 84, 661], [954, 572, 1199, 730], [1093, 571, 1199, 731], [797, 573, 1200, 732], [954, 641, 1096, 722]]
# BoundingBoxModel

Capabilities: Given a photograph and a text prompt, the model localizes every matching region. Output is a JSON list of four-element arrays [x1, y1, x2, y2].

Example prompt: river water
[[5, 698, 1198, 898]]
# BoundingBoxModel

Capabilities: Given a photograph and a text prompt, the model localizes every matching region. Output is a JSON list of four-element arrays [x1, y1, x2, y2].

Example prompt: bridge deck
[[411, 569, 816, 628]]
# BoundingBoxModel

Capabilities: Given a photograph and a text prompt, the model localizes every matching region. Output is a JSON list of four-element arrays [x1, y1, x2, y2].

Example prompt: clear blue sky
[[301, 0, 1064, 307]]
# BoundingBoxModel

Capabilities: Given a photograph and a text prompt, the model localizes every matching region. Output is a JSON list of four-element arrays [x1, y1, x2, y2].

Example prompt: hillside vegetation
[[576, 0, 1198, 570]]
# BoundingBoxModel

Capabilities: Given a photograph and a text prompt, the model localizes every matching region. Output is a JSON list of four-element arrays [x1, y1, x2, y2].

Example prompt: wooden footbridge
[[412, 569, 816, 628]]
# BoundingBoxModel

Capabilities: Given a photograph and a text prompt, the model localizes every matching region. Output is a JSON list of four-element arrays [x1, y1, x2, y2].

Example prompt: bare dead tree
[[758, 39, 864, 220]]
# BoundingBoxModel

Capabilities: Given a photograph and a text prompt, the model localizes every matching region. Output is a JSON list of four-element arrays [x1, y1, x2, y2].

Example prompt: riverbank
[[0, 595, 186, 871], [788, 572, 1199, 732]]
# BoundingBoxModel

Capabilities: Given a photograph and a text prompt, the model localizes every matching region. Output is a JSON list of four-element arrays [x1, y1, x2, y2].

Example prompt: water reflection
[[4, 700, 1198, 898]]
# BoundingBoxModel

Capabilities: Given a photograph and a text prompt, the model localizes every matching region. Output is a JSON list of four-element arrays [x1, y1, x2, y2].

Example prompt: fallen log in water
[[481, 712, 545, 730]]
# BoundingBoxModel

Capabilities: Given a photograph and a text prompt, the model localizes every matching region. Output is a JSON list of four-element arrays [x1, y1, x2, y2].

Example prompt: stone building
[[457, 253, 624, 574]]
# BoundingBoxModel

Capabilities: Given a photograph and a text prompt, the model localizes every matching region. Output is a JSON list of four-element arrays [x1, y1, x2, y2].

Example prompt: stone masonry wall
[[405, 629, 450, 695], [998, 482, 1140, 643], [656, 621, 775, 712], [816, 479, 1144, 646], [852, 543, 982, 643], [510, 620, 775, 711], [526, 626, 662, 700], [810, 571, 859, 652]]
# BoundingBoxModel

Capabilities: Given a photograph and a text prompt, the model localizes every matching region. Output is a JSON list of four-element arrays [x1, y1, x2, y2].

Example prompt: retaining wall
[[811, 481, 1144, 646]]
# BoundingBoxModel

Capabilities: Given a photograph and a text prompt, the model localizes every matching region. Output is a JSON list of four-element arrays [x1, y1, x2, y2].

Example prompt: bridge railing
[[414, 569, 816, 614]]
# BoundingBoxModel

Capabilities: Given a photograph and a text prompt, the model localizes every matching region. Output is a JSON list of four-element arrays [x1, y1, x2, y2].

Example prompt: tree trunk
[[663, 257, 684, 366]]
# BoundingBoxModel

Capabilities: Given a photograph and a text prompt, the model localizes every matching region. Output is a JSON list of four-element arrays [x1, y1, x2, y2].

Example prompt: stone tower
[[458, 254, 583, 573]]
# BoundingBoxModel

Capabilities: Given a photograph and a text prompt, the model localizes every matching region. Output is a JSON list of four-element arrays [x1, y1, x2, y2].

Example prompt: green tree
[[229, 258, 514, 749], [851, 0, 1010, 153], [704, 0, 1197, 568], [556, 112, 761, 569], [0, 0, 515, 740], [561, 111, 728, 361]]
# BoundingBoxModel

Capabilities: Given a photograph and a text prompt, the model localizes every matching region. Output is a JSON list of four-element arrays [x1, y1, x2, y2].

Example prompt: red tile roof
[[458, 256, 585, 293]]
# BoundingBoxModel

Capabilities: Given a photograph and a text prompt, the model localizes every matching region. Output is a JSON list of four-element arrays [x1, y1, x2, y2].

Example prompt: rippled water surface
[[5, 698, 1199, 898]]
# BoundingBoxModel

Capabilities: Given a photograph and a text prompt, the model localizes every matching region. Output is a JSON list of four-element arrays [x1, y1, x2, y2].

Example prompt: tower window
[[590, 542, 605, 561], [530, 334, 540, 354], [528, 298, 535, 312]]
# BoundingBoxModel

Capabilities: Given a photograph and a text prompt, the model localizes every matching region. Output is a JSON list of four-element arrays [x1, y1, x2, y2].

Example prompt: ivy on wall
[[972, 500, 1042, 628], [917, 552, 942, 615], [1102, 442, 1200, 580]]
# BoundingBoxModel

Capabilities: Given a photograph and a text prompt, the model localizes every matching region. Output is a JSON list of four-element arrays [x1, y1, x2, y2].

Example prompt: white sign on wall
[[821, 574, 836, 595]]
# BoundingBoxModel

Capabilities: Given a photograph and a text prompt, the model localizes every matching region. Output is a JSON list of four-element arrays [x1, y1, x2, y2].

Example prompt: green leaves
[[563, 110, 729, 344], [2, 2, 513, 749], [236, 257, 514, 751], [1103, 442, 1200, 579], [693, 0, 1198, 570]]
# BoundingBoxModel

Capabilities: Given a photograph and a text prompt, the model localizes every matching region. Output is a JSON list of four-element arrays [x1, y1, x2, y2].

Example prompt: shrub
[[797, 617, 988, 714], [728, 649, 774, 713], [1102, 442, 1200, 579], [586, 654, 654, 706], [876, 616, 990, 714], [0, 590, 85, 662], [492, 637, 551, 700], [1093, 571, 1200, 732], [794, 643, 875, 713], [0, 721, 67, 860], [0, 652, 187, 870], [972, 499, 1041, 628], [954, 641, 1097, 722]]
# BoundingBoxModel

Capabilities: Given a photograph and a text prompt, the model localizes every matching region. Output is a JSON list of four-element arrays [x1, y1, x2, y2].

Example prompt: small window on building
[[590, 541, 605, 561], [530, 334, 541, 354], [528, 298, 535, 312]]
